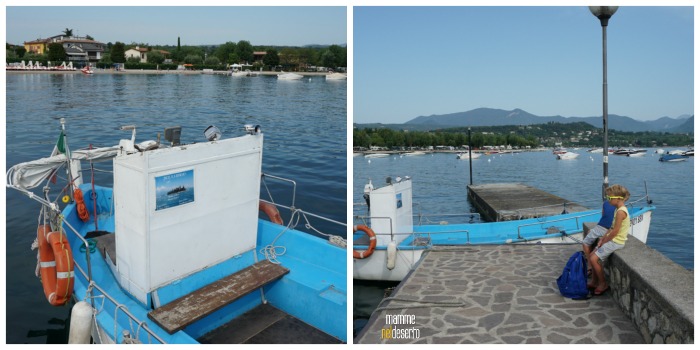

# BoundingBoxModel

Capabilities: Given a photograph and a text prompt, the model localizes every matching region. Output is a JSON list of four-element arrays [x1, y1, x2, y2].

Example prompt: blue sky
[[354, 6, 694, 123], [5, 6, 347, 47]]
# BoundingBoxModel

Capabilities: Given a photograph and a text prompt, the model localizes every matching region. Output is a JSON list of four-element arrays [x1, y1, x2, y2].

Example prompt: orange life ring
[[37, 225, 74, 306], [74, 188, 90, 222], [259, 201, 283, 225], [353, 224, 377, 259]]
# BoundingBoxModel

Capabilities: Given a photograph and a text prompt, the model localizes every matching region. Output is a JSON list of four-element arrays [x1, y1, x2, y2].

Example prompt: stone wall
[[605, 236, 694, 343]]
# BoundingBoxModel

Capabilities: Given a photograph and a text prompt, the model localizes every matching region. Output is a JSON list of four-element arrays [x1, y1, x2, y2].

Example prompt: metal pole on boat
[[468, 128, 473, 185], [60, 118, 76, 199], [589, 6, 618, 199]]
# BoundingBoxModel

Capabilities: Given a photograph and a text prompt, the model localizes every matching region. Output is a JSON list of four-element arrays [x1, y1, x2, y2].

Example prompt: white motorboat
[[457, 152, 481, 160], [325, 72, 347, 80], [364, 153, 390, 158], [627, 149, 648, 157], [556, 151, 579, 160], [277, 71, 304, 80], [231, 69, 259, 77], [404, 151, 426, 156]]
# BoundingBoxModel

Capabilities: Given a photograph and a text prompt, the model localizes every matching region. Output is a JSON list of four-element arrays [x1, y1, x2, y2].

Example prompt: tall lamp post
[[468, 128, 473, 186], [589, 6, 618, 199]]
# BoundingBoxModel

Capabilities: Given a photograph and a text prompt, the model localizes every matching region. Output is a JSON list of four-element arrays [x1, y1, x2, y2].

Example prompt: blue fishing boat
[[7, 120, 347, 343], [659, 153, 688, 162], [353, 177, 654, 281]]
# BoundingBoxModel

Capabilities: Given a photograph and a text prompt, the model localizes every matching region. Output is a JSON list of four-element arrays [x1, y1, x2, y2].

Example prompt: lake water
[[352, 150, 694, 336], [4, 73, 346, 343]]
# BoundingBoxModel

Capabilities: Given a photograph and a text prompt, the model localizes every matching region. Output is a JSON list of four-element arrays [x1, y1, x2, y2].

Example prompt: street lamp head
[[589, 6, 619, 26]]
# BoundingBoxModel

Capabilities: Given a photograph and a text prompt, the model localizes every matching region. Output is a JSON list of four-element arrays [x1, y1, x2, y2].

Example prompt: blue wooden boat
[[7, 120, 347, 343], [659, 153, 688, 162], [353, 177, 654, 281]]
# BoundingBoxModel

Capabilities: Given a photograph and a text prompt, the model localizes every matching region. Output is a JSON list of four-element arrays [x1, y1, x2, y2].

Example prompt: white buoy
[[386, 241, 397, 270], [69, 301, 93, 344]]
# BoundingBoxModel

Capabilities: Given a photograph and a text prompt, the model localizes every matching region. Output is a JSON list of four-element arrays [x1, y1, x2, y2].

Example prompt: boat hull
[[353, 206, 654, 281], [64, 185, 346, 343], [353, 248, 423, 281]]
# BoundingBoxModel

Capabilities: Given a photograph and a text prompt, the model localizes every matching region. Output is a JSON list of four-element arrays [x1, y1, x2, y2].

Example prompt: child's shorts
[[582, 225, 608, 246], [595, 240, 625, 261]]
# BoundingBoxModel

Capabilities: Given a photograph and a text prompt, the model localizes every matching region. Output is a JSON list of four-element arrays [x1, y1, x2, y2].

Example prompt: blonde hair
[[606, 184, 630, 201]]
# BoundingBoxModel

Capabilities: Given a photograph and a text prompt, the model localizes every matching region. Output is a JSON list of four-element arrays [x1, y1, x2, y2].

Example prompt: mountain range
[[403, 108, 693, 133]]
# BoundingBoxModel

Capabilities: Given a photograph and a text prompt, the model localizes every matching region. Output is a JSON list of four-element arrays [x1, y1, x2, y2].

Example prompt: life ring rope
[[353, 224, 377, 259]]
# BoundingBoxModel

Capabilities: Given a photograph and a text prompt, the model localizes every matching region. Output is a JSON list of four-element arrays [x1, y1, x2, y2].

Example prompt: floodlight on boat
[[204, 125, 222, 141], [244, 124, 262, 135]]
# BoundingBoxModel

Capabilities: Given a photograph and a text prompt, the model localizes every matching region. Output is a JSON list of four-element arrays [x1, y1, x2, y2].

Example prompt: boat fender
[[353, 225, 376, 259], [38, 225, 75, 306], [68, 301, 93, 344], [259, 201, 283, 225], [386, 241, 397, 270]]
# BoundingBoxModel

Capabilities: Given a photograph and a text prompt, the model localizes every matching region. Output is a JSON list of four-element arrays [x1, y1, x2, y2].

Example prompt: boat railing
[[352, 215, 394, 239], [261, 173, 298, 209], [6, 187, 167, 344], [516, 211, 599, 240], [73, 262, 166, 344], [57, 206, 166, 344], [260, 173, 346, 244], [414, 212, 481, 225]]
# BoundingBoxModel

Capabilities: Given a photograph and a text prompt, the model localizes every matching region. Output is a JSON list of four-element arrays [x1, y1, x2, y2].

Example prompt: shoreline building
[[24, 34, 105, 63]]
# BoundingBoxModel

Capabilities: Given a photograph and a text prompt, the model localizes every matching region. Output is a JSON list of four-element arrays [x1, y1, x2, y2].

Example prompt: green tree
[[204, 56, 221, 66], [236, 40, 254, 64], [327, 45, 346, 68], [214, 41, 237, 64], [319, 50, 336, 69], [63, 28, 73, 37], [15, 46, 26, 58], [111, 42, 126, 63], [47, 43, 66, 61], [228, 53, 240, 65], [262, 49, 279, 68], [147, 50, 165, 64], [175, 36, 182, 62], [184, 54, 202, 64]]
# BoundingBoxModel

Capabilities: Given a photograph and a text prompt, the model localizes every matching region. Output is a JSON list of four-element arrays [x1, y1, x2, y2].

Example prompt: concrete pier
[[468, 183, 590, 221], [355, 244, 645, 344]]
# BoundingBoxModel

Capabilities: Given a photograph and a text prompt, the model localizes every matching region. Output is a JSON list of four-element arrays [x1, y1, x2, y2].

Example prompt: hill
[[403, 108, 692, 133]]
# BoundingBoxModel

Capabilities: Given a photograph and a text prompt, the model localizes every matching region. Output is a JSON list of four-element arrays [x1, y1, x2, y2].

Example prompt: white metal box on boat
[[113, 134, 263, 304], [368, 179, 414, 246]]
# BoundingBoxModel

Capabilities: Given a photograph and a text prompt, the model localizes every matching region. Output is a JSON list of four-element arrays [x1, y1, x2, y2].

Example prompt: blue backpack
[[557, 251, 590, 300]]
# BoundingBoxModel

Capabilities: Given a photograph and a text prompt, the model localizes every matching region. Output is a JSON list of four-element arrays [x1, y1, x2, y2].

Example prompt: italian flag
[[51, 130, 66, 156], [49, 130, 69, 184]]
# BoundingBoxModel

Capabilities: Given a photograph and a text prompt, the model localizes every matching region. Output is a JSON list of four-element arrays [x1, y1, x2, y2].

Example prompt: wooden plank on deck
[[148, 260, 289, 334]]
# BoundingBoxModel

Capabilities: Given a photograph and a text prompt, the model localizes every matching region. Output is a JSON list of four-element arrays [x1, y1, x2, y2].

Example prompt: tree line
[[354, 122, 693, 149], [7, 35, 347, 71]]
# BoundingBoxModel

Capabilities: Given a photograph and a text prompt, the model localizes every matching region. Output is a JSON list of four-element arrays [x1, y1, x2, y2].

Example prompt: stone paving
[[356, 244, 644, 344]]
